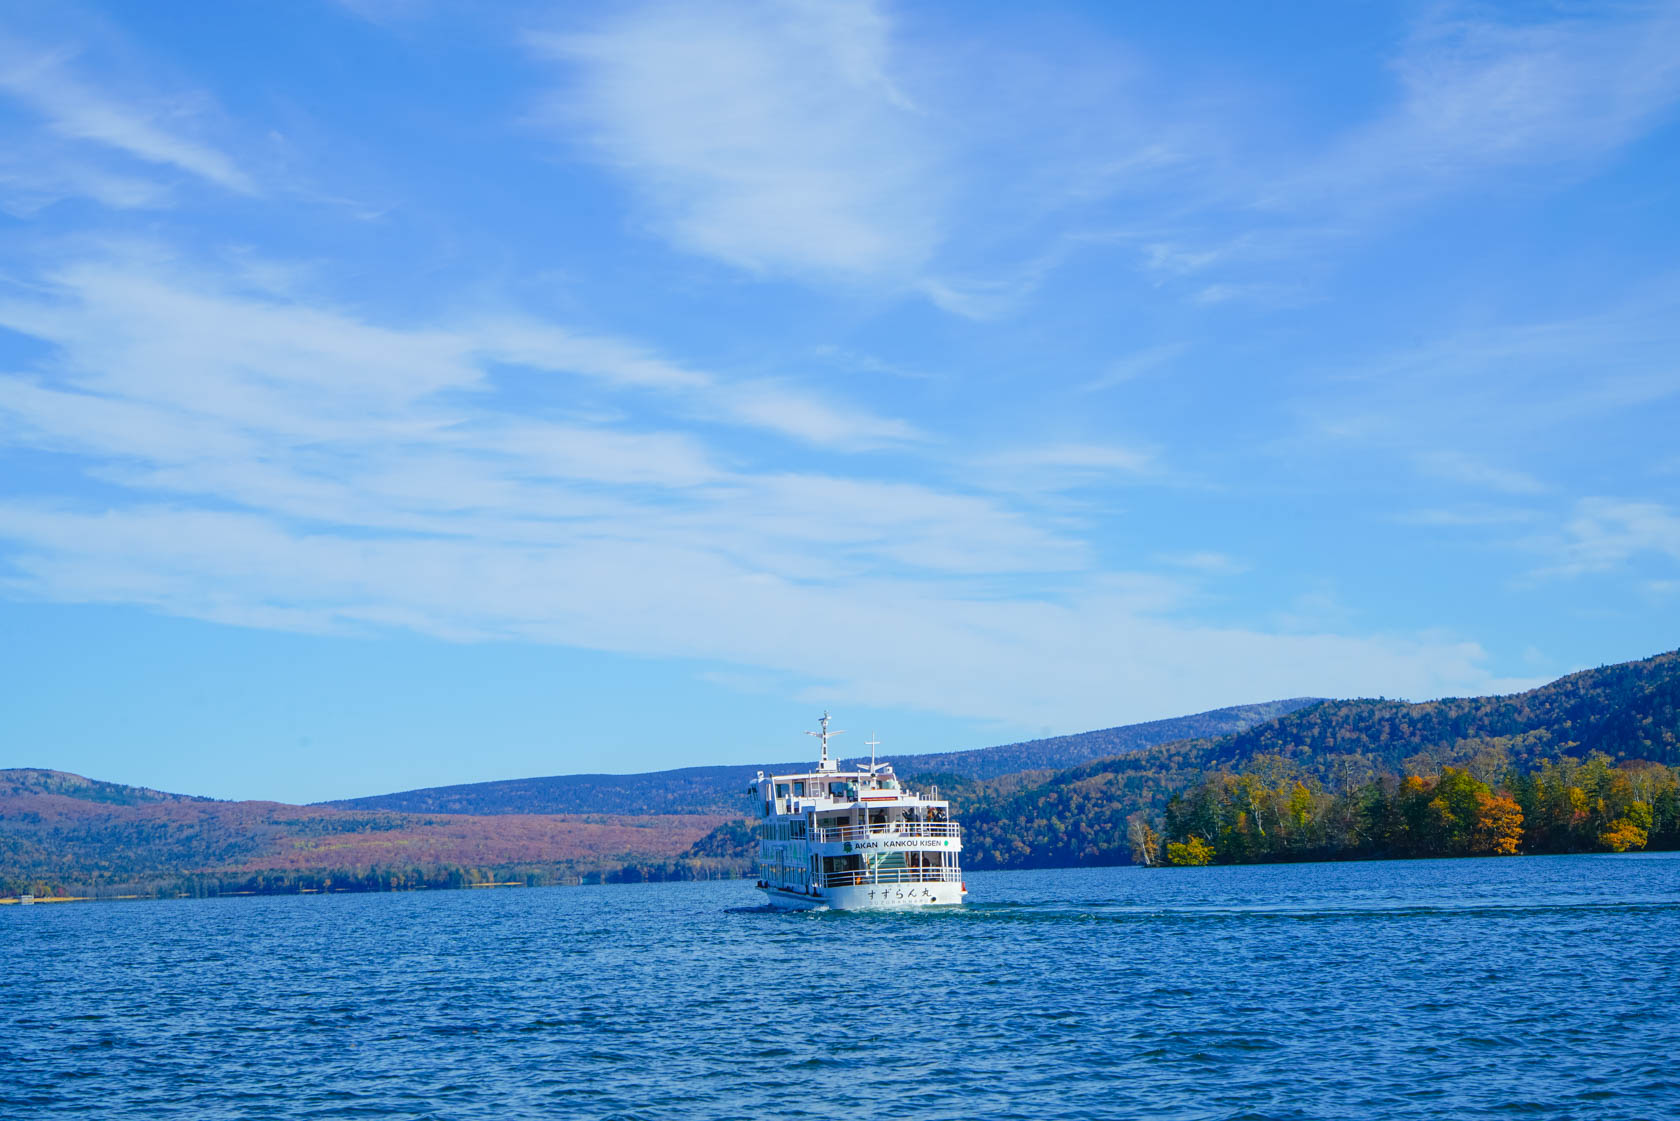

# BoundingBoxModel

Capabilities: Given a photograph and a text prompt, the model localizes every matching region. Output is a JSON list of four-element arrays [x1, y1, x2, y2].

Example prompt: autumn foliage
[[1159, 754, 1678, 865], [0, 774, 732, 898]]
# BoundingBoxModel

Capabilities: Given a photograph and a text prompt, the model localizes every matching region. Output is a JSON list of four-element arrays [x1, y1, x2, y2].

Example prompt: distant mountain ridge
[[869, 699, 1319, 779], [0, 769, 211, 806], [325, 698, 1321, 816]]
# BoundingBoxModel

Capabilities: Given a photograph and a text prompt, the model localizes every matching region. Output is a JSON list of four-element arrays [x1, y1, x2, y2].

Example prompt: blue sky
[[2, 1, 1678, 802]]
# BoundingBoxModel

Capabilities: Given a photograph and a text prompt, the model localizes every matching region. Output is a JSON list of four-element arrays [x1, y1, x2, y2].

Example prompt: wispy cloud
[[715, 381, 923, 448], [1547, 497, 1680, 576], [969, 441, 1160, 501], [529, 0, 938, 282], [1416, 451, 1547, 496], [0, 39, 254, 194], [1055, 5, 1680, 308], [986, 442, 1156, 476], [524, 1, 1680, 319], [1304, 287, 1680, 455], [1293, 4, 1680, 208], [1394, 506, 1541, 529], [0, 247, 1541, 727], [528, 1, 1215, 316], [0, 255, 919, 453], [0, 151, 172, 214], [1080, 343, 1186, 393], [1157, 551, 1248, 576], [0, 498, 1539, 727]]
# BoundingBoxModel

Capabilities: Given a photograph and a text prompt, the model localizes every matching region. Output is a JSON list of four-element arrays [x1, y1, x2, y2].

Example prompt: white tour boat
[[750, 713, 966, 910]]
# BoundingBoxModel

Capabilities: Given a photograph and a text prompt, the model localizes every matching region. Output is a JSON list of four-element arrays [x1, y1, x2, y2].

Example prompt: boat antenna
[[866, 732, 880, 774], [804, 710, 845, 772]]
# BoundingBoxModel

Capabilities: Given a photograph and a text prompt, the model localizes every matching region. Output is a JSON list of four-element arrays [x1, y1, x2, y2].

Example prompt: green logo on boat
[[842, 841, 853, 853]]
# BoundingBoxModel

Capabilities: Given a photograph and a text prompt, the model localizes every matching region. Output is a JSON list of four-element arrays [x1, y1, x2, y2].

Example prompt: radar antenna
[[804, 710, 845, 773], [865, 732, 881, 774]]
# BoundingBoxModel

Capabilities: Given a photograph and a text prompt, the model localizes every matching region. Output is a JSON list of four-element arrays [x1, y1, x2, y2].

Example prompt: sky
[[1, 1, 1678, 803]]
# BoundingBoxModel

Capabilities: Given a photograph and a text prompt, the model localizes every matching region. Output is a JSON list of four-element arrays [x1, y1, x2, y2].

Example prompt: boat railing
[[814, 822, 960, 843], [820, 868, 963, 888]]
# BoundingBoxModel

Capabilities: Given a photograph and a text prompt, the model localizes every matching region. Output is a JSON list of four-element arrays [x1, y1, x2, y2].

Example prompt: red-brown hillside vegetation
[[0, 770, 727, 896]]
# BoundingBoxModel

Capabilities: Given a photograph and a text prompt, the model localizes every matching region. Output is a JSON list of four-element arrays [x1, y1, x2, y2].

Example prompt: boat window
[[775, 783, 791, 798]]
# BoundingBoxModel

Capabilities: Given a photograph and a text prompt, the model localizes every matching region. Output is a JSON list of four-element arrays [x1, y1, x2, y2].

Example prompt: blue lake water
[[5, 854, 1679, 1120]]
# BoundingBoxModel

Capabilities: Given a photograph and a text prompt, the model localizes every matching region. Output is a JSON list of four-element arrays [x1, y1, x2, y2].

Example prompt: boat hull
[[762, 881, 965, 910]]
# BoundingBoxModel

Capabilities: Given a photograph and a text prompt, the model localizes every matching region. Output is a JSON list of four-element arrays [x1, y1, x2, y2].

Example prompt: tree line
[[2, 858, 749, 900], [1151, 753, 1679, 866]]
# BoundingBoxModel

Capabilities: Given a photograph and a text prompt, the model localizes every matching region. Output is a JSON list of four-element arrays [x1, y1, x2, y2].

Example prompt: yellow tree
[[1599, 801, 1652, 852], [1166, 837, 1215, 866], [1469, 791, 1524, 855]]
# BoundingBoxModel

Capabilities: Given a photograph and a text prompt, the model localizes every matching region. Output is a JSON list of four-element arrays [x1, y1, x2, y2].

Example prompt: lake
[[4, 854, 1677, 1119]]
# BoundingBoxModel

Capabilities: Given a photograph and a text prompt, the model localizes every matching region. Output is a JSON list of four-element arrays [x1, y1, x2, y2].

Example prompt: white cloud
[[1304, 289, 1680, 455], [968, 441, 1159, 501], [0, 252, 1029, 580], [1416, 451, 1547, 496], [0, 40, 253, 194], [1081, 343, 1186, 392], [0, 247, 1547, 729], [0, 500, 1539, 730], [530, 0, 939, 281], [717, 381, 923, 448], [0, 153, 171, 213], [1158, 551, 1247, 576], [1283, 5, 1680, 210], [474, 320, 712, 392], [1083, 6, 1680, 310], [0, 255, 918, 454], [1394, 507, 1540, 529], [986, 442, 1155, 476], [1550, 498, 1680, 576]]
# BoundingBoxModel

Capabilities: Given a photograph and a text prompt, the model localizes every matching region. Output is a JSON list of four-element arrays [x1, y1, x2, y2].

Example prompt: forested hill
[[1201, 648, 1680, 776], [325, 699, 1317, 816], [956, 648, 1680, 868], [850, 698, 1319, 781], [0, 769, 211, 806], [0, 776, 730, 898]]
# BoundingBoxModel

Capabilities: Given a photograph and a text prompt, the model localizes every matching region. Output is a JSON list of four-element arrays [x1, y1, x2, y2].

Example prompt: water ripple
[[3, 853, 1678, 1119]]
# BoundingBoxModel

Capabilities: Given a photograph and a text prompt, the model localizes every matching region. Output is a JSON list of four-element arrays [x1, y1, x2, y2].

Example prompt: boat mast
[[866, 733, 880, 774], [805, 710, 844, 772]]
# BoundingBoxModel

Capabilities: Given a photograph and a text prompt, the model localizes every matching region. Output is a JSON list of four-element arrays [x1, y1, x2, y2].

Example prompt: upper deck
[[750, 765, 948, 816]]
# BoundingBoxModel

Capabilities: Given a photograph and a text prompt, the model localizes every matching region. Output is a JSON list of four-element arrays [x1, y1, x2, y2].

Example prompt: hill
[[0, 775, 728, 898], [1199, 649, 1680, 775], [326, 698, 1319, 816], [956, 648, 1680, 868], [0, 769, 211, 806]]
